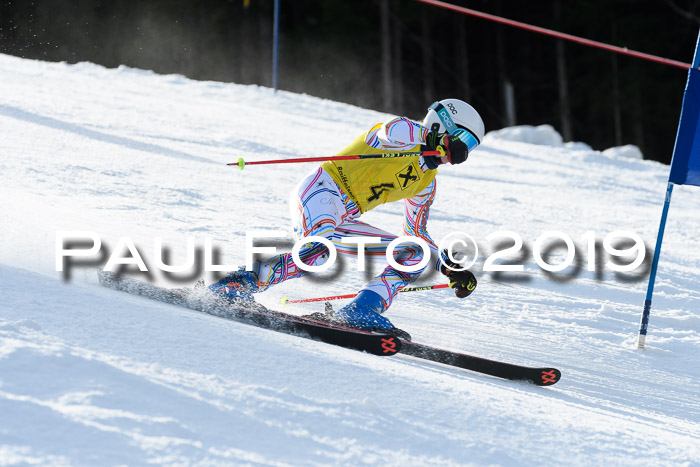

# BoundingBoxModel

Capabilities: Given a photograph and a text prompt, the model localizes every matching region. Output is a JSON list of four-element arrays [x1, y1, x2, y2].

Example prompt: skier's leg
[[332, 220, 428, 330], [336, 220, 427, 307], [209, 168, 346, 301], [254, 168, 349, 288]]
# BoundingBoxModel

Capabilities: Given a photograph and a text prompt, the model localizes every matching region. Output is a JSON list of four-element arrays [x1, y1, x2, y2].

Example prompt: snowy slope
[[0, 54, 699, 465]]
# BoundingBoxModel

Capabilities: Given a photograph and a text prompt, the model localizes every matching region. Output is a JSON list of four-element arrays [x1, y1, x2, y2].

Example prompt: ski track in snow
[[0, 54, 698, 465]]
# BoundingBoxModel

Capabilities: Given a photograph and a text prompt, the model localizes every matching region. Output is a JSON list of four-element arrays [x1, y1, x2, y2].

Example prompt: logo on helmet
[[438, 109, 455, 131]]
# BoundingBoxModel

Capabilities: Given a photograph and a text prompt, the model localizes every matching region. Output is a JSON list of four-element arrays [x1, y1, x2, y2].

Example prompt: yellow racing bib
[[322, 131, 437, 214]]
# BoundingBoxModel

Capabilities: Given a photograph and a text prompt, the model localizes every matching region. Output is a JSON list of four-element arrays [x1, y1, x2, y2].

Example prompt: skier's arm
[[366, 117, 430, 149], [402, 178, 443, 272], [367, 117, 465, 168], [404, 179, 478, 295]]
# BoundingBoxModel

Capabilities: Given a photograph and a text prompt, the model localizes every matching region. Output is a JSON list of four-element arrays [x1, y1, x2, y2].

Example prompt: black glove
[[440, 251, 477, 298], [424, 132, 469, 165]]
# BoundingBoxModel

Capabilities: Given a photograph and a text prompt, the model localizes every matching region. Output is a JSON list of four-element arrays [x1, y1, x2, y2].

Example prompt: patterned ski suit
[[252, 117, 445, 310]]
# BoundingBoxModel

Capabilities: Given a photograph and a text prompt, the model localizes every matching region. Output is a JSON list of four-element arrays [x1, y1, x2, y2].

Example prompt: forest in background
[[2, 0, 700, 163]]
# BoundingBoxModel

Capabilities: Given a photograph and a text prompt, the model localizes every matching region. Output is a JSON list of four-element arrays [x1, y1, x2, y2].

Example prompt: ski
[[398, 341, 561, 386], [314, 303, 561, 386], [97, 272, 560, 385], [97, 272, 401, 357]]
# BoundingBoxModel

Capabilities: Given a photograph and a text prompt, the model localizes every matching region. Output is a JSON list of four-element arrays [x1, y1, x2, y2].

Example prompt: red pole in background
[[415, 0, 693, 70]]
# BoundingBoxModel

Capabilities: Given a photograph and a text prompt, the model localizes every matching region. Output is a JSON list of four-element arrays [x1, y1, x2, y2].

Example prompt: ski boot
[[208, 268, 260, 303], [334, 290, 412, 341]]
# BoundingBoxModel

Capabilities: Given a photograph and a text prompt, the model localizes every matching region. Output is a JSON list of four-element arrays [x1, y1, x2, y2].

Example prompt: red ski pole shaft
[[281, 283, 450, 305], [399, 283, 450, 293], [230, 149, 444, 170], [281, 292, 358, 305]]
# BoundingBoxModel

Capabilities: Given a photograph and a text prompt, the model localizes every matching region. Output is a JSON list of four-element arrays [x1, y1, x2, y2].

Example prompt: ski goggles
[[428, 101, 481, 153]]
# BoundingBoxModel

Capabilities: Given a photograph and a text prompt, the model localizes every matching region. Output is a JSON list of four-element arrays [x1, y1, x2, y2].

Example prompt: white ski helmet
[[422, 98, 485, 147]]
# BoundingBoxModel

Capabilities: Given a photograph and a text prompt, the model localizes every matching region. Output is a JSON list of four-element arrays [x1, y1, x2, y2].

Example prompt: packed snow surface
[[1, 54, 699, 465]]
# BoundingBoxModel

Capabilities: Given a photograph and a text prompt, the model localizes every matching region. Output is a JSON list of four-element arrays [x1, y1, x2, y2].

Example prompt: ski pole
[[230, 148, 444, 170], [280, 283, 450, 305]]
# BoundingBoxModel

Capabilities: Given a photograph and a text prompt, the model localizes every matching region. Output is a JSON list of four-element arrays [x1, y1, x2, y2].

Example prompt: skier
[[209, 99, 483, 335]]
